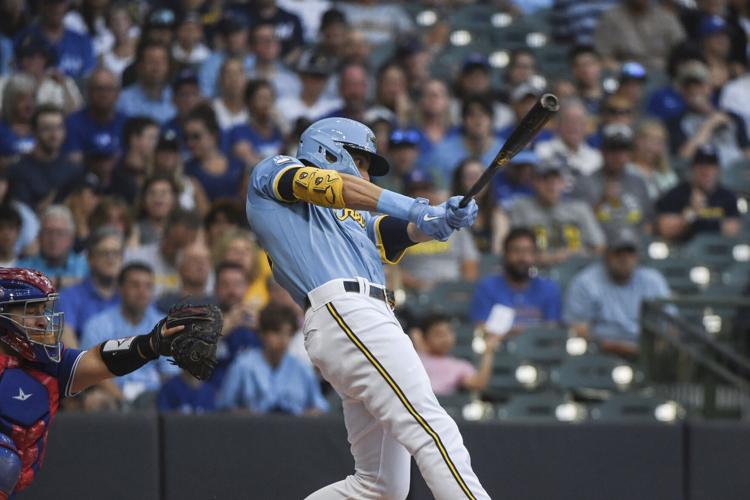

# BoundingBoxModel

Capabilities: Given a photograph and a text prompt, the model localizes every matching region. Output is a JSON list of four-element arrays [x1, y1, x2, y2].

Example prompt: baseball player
[[246, 117, 490, 499], [0, 267, 216, 498]]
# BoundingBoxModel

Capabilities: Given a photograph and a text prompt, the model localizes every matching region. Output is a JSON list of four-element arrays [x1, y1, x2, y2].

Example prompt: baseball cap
[[15, 33, 55, 65], [86, 134, 118, 158], [676, 61, 710, 86], [389, 129, 420, 148], [403, 169, 433, 189], [691, 144, 720, 166], [462, 53, 490, 74], [534, 159, 562, 176], [509, 149, 538, 166], [699, 15, 728, 38], [147, 8, 176, 29], [157, 129, 180, 151], [363, 107, 396, 127], [320, 8, 347, 30], [608, 227, 639, 251], [510, 81, 543, 103], [296, 50, 336, 76], [619, 61, 647, 82], [602, 124, 634, 150], [172, 68, 199, 91]]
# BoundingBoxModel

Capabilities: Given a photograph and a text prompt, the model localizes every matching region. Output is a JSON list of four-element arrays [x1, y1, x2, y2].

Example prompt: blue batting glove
[[446, 197, 478, 229], [410, 198, 454, 242]]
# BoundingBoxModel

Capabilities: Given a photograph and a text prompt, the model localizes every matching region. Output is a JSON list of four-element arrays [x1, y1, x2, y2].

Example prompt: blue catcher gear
[[297, 117, 390, 177], [0, 269, 63, 363], [0, 432, 20, 499]]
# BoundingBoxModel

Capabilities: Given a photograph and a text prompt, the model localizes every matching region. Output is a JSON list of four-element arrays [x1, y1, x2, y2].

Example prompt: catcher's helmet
[[0, 268, 63, 363], [297, 117, 390, 177]]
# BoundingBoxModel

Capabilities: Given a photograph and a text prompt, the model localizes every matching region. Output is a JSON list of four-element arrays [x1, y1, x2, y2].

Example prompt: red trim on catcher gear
[[0, 268, 56, 297]]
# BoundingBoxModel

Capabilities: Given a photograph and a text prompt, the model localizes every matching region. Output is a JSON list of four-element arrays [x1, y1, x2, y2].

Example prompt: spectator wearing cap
[[58, 226, 123, 346], [666, 60, 750, 166], [63, 171, 103, 251], [242, 0, 304, 60], [593, 0, 685, 73], [574, 124, 653, 241], [427, 97, 501, 190], [101, 4, 137, 82], [568, 45, 605, 115], [119, 8, 177, 88], [337, 0, 413, 47], [629, 119, 678, 200], [452, 158, 507, 254], [645, 48, 704, 123], [14, 0, 95, 80], [64, 67, 126, 164], [172, 11, 211, 68], [0, 203, 22, 267], [246, 22, 301, 102], [315, 8, 349, 66], [564, 228, 670, 357], [110, 116, 159, 204], [212, 58, 249, 130], [509, 160, 605, 266], [276, 49, 341, 133], [697, 15, 737, 90], [450, 54, 513, 132], [550, 0, 618, 46], [378, 128, 421, 194], [162, 68, 203, 147], [183, 104, 244, 201], [117, 41, 176, 124], [324, 62, 370, 123], [5, 32, 83, 113], [19, 204, 88, 289], [197, 17, 254, 98], [0, 73, 37, 167], [228, 79, 284, 169], [614, 61, 648, 108], [10, 104, 82, 211], [153, 130, 209, 216], [536, 97, 602, 191], [492, 149, 536, 211], [656, 144, 741, 242], [498, 81, 554, 146]]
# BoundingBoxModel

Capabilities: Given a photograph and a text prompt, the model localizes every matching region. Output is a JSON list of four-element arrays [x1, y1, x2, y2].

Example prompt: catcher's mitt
[[163, 303, 223, 380]]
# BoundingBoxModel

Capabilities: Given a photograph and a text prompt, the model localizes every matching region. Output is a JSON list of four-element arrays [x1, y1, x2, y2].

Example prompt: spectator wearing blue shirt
[[564, 228, 670, 357], [80, 262, 179, 408], [117, 41, 176, 124], [14, 0, 95, 80], [218, 303, 328, 415], [162, 68, 204, 150], [492, 149, 536, 211], [158, 370, 217, 413], [65, 67, 127, 164], [58, 227, 123, 347], [109, 116, 160, 204], [470, 228, 562, 336], [228, 79, 284, 169], [19, 205, 88, 290], [198, 17, 255, 98], [245, 23, 301, 102], [0, 74, 36, 166]]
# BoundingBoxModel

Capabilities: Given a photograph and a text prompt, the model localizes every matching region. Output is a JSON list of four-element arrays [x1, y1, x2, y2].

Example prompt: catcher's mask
[[0, 268, 63, 363]]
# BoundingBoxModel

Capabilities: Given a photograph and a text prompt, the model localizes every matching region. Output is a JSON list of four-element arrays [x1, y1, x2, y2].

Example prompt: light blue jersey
[[247, 155, 394, 307]]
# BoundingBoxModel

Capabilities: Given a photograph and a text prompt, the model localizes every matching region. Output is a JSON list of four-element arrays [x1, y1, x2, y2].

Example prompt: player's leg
[[305, 396, 410, 500], [305, 294, 490, 500], [0, 433, 21, 500]]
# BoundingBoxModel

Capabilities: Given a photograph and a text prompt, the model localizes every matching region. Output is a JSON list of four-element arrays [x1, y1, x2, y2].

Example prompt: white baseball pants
[[303, 278, 490, 500]]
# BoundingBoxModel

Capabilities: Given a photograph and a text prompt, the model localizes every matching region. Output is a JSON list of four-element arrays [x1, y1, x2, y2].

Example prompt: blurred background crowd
[[1, 0, 749, 420]]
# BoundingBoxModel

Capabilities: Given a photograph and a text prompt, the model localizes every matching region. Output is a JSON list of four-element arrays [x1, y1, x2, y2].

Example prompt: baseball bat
[[458, 93, 560, 208]]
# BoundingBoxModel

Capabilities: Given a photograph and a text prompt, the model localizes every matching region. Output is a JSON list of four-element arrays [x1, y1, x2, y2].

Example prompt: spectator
[[135, 174, 179, 246], [341, 28, 372, 67], [498, 81, 554, 145], [645, 47, 702, 123], [218, 302, 327, 415], [198, 17, 254, 98], [370, 62, 413, 127], [574, 124, 654, 240], [183, 105, 244, 202], [0, 168, 39, 256], [212, 58, 249, 130], [428, 97, 501, 190], [162, 68, 204, 146], [117, 41, 176, 124], [720, 70, 750, 133], [19, 204, 87, 289], [666, 60, 750, 167], [551, 0, 618, 46], [587, 94, 637, 149], [655, 144, 741, 242], [15, 0, 95, 80], [564, 228, 671, 357], [698, 15, 737, 90], [125, 208, 201, 296], [0, 204, 21, 266], [414, 79, 454, 164], [536, 97, 602, 191], [100, 3, 137, 82], [109, 116, 159, 204], [10, 104, 82, 212], [228, 79, 284, 168], [210, 261, 262, 388], [417, 313, 500, 396], [630, 120, 679, 200], [492, 150, 535, 212], [0, 73, 36, 167], [158, 369, 217, 413], [276, 49, 340, 133], [246, 23, 300, 101], [451, 159, 506, 255], [378, 128, 422, 194], [509, 161, 605, 266], [63, 172, 101, 250], [213, 230, 271, 312], [88, 195, 137, 249], [64, 67, 126, 164], [325, 62, 370, 123], [152, 130, 209, 216], [245, 0, 304, 59], [204, 199, 246, 248], [593, 0, 686, 72], [119, 8, 176, 88], [503, 49, 539, 95], [80, 262, 178, 407], [614, 61, 648, 109], [315, 8, 349, 66], [337, 0, 414, 47], [568, 45, 605, 114], [58, 226, 123, 347], [470, 227, 562, 335], [171, 11, 210, 68], [0, 0, 30, 39], [156, 241, 214, 313]]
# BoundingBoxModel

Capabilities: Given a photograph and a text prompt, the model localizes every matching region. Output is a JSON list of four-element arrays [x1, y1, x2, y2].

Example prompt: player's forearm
[[340, 173, 384, 211]]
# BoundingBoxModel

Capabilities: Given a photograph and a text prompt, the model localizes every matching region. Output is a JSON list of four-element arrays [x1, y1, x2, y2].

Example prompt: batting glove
[[410, 198, 454, 242], [446, 197, 479, 229]]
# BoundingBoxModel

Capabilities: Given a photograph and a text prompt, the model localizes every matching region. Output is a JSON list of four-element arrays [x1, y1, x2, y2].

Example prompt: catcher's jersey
[[246, 155, 389, 307]]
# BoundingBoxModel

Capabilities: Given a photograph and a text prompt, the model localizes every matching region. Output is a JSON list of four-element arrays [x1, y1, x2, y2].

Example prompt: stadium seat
[[683, 234, 744, 269], [589, 393, 673, 422], [504, 326, 568, 365], [645, 258, 703, 295], [550, 354, 638, 392], [437, 392, 473, 420], [479, 253, 500, 278], [418, 280, 476, 319], [496, 391, 569, 422], [721, 158, 750, 196], [482, 352, 528, 401], [544, 255, 594, 290]]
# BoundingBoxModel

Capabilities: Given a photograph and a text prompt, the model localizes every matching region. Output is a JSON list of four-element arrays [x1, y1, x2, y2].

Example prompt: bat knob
[[541, 93, 560, 112]]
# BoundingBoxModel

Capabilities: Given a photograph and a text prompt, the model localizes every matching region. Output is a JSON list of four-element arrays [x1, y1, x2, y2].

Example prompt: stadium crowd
[[0, 0, 748, 415]]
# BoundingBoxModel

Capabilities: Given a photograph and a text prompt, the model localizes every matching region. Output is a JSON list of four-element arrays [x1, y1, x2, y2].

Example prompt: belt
[[305, 280, 395, 311]]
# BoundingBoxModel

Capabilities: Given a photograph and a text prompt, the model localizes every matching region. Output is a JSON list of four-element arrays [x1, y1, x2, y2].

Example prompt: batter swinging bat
[[458, 93, 560, 208]]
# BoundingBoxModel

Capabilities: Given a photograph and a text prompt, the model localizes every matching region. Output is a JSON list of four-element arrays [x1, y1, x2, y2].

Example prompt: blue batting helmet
[[0, 268, 63, 363], [297, 117, 390, 177]]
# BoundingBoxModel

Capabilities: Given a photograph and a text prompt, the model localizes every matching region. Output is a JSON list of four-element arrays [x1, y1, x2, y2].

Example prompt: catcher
[[0, 267, 220, 498]]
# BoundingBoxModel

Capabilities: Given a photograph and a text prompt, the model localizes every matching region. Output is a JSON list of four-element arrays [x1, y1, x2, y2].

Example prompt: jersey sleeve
[[57, 347, 86, 398], [366, 215, 413, 265], [251, 155, 305, 202]]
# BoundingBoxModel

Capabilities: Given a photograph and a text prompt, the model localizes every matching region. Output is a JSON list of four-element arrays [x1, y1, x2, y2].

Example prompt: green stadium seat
[[496, 391, 568, 422], [589, 393, 672, 422], [721, 262, 750, 291], [683, 234, 744, 269], [504, 326, 568, 365], [550, 354, 637, 392], [437, 393, 474, 420], [479, 253, 500, 278], [418, 280, 476, 319], [721, 159, 750, 195], [645, 258, 703, 295], [544, 255, 595, 290], [482, 352, 527, 401]]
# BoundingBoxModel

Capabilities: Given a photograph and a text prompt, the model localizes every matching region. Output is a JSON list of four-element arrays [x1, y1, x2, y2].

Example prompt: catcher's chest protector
[[0, 354, 59, 492]]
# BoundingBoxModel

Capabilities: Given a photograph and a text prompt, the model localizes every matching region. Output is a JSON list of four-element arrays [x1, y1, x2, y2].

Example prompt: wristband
[[375, 190, 419, 221]]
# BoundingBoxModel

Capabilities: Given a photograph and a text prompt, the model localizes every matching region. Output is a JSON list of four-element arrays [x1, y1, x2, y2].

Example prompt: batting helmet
[[297, 117, 390, 177], [0, 268, 63, 363]]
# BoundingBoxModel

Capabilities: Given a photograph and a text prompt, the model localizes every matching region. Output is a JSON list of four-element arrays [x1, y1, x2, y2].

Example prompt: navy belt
[[305, 280, 395, 310]]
